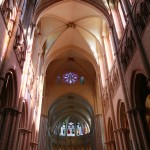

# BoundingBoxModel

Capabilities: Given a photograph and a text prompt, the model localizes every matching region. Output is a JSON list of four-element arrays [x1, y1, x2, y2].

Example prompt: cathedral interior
[[0, 0, 150, 150]]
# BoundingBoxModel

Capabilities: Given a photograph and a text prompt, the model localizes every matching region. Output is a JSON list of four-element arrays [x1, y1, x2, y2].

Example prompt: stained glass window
[[80, 76, 85, 84], [58, 121, 89, 136], [56, 75, 61, 84], [63, 72, 78, 84]]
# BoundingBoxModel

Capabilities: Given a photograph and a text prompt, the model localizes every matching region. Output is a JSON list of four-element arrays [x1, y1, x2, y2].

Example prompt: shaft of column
[[117, 130, 124, 150], [0, 111, 12, 150], [136, 109, 149, 149], [129, 111, 142, 149], [120, 128, 130, 150], [94, 114, 104, 150], [101, 33, 120, 150], [7, 112, 18, 150]]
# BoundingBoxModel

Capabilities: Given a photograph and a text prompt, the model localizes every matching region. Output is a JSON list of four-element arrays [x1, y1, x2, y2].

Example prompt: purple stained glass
[[63, 72, 78, 84]]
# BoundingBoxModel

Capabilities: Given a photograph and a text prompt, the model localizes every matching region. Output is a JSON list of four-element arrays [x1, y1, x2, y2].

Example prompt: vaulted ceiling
[[36, 0, 109, 65], [34, 0, 110, 129], [48, 94, 94, 132]]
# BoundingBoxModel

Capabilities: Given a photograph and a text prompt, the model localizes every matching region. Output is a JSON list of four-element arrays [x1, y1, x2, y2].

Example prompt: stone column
[[101, 32, 120, 150], [116, 129, 124, 150], [94, 114, 104, 150], [49, 135, 53, 150], [127, 109, 142, 149], [105, 141, 110, 150], [23, 129, 32, 150], [103, 28, 121, 150], [119, 128, 130, 150], [0, 108, 13, 150], [0, 107, 19, 149], [0, 109, 4, 134], [0, 77, 5, 97], [7, 108, 20, 150], [17, 131, 24, 150], [105, 141, 111, 150], [110, 7, 123, 39], [25, 130, 32, 150], [30, 141, 38, 150], [105, 141, 116, 150], [12, 98, 24, 150], [103, 32, 113, 70], [16, 128, 31, 150], [136, 108, 149, 149], [96, 73, 108, 149]]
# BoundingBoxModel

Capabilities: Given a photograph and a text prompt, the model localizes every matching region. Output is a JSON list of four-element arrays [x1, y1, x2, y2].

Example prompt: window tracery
[[63, 72, 78, 84], [134, 0, 150, 35], [14, 22, 27, 68], [1, 0, 17, 31], [56, 72, 85, 85], [58, 121, 89, 137]]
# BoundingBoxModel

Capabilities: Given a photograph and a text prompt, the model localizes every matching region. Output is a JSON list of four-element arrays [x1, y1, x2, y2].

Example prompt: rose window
[[63, 72, 78, 84]]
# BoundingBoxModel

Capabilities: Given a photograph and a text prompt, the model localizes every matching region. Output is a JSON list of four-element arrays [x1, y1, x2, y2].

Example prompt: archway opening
[[134, 73, 150, 142], [47, 94, 94, 149]]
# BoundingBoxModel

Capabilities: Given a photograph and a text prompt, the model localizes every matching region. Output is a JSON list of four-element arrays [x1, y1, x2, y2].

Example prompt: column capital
[[1, 107, 21, 115], [0, 77, 5, 82], [127, 107, 144, 113], [105, 140, 115, 144], [31, 23, 37, 28], [19, 128, 32, 134], [113, 129, 118, 133], [126, 108, 135, 113], [119, 128, 129, 133], [134, 107, 143, 113], [30, 141, 38, 148], [94, 114, 102, 117]]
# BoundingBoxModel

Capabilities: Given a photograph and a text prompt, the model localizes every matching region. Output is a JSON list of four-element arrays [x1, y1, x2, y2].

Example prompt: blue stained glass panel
[[63, 72, 78, 84]]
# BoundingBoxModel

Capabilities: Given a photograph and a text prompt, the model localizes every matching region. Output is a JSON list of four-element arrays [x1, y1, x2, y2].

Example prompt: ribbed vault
[[34, 0, 110, 68]]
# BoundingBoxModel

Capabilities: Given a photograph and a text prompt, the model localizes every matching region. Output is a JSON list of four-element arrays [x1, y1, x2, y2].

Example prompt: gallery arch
[[107, 118, 116, 150], [118, 101, 132, 150], [131, 73, 150, 148], [0, 69, 19, 149]]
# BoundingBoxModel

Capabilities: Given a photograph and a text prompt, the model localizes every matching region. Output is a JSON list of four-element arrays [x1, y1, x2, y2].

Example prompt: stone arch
[[116, 100, 128, 129], [48, 93, 94, 133], [107, 118, 116, 150], [31, 123, 36, 142], [0, 68, 19, 149], [118, 102, 133, 149], [131, 72, 149, 108], [17, 101, 29, 150], [19, 101, 28, 129], [30, 123, 37, 149], [47, 93, 95, 149], [130, 69, 147, 107], [33, 0, 112, 26], [0, 68, 17, 108], [119, 102, 128, 128], [116, 99, 122, 128], [131, 71, 150, 147], [134, 0, 150, 35]]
